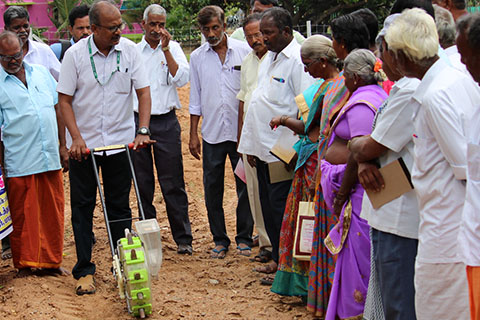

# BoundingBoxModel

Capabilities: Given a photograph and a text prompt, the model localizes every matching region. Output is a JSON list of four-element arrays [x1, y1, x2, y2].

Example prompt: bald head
[[0, 31, 21, 51], [0, 31, 23, 74], [89, 0, 120, 26]]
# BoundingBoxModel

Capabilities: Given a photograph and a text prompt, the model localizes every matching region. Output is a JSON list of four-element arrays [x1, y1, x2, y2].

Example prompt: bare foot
[[253, 261, 277, 274], [211, 245, 228, 259], [36, 267, 70, 277], [15, 268, 33, 278], [1, 248, 12, 260]]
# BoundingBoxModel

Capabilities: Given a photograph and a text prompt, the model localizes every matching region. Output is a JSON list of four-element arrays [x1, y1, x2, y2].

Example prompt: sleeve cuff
[[452, 164, 467, 180]]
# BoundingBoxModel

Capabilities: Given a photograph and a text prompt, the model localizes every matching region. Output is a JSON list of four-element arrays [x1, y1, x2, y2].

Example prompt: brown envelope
[[268, 161, 294, 184]]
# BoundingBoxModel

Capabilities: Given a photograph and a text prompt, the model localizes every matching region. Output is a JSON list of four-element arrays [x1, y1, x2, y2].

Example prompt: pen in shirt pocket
[[272, 76, 285, 83]]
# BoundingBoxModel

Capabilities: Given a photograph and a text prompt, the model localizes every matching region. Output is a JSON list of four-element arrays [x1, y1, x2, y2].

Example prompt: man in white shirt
[[189, 5, 253, 259], [236, 13, 272, 263], [456, 13, 480, 320], [133, 4, 193, 255], [237, 7, 314, 283], [3, 6, 61, 80], [349, 14, 420, 319], [57, 0, 153, 295], [385, 8, 480, 319]]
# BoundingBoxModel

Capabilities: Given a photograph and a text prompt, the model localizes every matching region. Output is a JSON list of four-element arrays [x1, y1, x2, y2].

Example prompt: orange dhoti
[[8, 170, 64, 269], [468, 266, 480, 320]]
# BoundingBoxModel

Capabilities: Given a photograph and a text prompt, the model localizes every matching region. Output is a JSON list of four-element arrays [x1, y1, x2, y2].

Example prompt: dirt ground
[[0, 85, 316, 320]]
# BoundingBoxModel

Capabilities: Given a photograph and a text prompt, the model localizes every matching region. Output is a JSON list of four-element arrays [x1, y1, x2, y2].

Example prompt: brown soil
[[0, 85, 314, 320]]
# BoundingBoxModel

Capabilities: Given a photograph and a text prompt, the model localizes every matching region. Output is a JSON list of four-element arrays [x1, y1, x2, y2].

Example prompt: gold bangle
[[280, 115, 289, 126]]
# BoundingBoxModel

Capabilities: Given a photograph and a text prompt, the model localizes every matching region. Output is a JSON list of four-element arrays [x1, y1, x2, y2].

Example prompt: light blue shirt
[[50, 38, 75, 61], [0, 62, 61, 177]]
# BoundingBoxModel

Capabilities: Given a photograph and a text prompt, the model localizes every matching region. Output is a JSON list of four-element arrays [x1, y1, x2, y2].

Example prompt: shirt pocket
[[467, 143, 480, 180], [33, 85, 56, 108], [266, 77, 288, 105], [114, 72, 132, 94]]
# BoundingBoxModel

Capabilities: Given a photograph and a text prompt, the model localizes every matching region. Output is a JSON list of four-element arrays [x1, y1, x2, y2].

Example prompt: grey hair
[[344, 49, 383, 83], [433, 4, 455, 48], [468, 13, 480, 50], [3, 6, 29, 27], [89, 0, 117, 26], [300, 35, 340, 69], [143, 4, 166, 21]]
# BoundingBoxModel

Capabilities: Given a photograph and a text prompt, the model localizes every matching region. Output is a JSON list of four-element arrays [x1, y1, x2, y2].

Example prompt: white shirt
[[360, 77, 421, 239], [458, 105, 480, 266], [24, 39, 61, 80], [133, 37, 189, 114], [189, 37, 250, 144], [238, 39, 315, 162], [236, 49, 267, 116], [57, 35, 149, 151], [411, 58, 480, 263], [444, 45, 468, 74]]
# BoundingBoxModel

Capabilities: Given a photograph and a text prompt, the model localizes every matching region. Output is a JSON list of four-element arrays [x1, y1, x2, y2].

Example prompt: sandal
[[236, 244, 252, 257], [260, 273, 276, 286], [253, 261, 277, 274], [75, 275, 96, 295], [211, 246, 228, 259]]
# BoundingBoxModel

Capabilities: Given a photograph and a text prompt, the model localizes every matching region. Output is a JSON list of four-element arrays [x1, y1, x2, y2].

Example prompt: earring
[[354, 81, 357, 85], [323, 64, 326, 68]]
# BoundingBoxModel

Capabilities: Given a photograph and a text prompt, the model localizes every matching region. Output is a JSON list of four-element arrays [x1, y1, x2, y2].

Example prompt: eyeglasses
[[303, 59, 318, 69], [0, 50, 23, 62], [97, 22, 126, 33], [245, 32, 263, 41]]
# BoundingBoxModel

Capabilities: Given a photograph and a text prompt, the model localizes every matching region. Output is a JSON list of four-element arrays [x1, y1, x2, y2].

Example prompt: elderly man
[[0, 31, 67, 276], [50, 4, 91, 61], [349, 14, 420, 320], [57, 0, 152, 295], [230, 0, 305, 44], [456, 12, 480, 320], [433, 0, 468, 21], [3, 6, 61, 80], [236, 13, 272, 263], [385, 8, 480, 320], [133, 4, 193, 255], [189, 5, 253, 259], [238, 7, 314, 284]]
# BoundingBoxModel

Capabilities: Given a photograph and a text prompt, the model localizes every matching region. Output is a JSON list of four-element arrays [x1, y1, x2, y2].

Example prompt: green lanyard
[[88, 37, 120, 86]]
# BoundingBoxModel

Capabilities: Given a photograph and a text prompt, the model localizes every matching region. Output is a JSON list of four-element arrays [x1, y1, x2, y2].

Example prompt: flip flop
[[211, 247, 228, 259], [260, 273, 276, 286], [75, 275, 96, 295], [236, 245, 252, 257]]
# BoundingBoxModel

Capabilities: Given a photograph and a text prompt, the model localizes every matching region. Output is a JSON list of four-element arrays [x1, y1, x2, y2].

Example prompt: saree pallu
[[321, 160, 371, 320], [8, 170, 64, 269], [271, 151, 317, 296]]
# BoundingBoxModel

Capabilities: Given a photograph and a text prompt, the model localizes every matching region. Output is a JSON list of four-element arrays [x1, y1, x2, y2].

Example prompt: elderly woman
[[266, 35, 340, 293], [321, 49, 387, 320], [307, 13, 370, 318]]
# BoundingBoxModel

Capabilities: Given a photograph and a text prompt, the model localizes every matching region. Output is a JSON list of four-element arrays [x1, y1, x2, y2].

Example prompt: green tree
[[48, 0, 94, 38]]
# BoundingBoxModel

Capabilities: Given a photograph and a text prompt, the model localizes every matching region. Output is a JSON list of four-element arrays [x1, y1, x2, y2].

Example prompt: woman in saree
[[307, 13, 371, 317], [267, 35, 341, 294], [322, 49, 387, 320]]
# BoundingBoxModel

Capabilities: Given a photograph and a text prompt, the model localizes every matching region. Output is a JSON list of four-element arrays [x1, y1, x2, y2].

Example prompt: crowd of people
[[0, 0, 479, 319]]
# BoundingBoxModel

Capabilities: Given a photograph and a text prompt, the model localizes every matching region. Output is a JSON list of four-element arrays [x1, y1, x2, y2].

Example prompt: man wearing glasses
[[57, 0, 153, 295], [0, 31, 68, 277]]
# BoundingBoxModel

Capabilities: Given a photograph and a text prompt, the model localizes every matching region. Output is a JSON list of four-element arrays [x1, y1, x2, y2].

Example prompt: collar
[[444, 45, 458, 57], [89, 35, 123, 56], [276, 38, 297, 59], [0, 61, 32, 82], [70, 38, 76, 45], [412, 58, 447, 104], [206, 35, 232, 53]]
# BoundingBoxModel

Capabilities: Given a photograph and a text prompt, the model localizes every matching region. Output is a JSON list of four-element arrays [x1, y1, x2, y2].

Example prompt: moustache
[[81, 34, 89, 39], [207, 37, 219, 43], [149, 31, 161, 37], [252, 42, 262, 48], [18, 32, 28, 38]]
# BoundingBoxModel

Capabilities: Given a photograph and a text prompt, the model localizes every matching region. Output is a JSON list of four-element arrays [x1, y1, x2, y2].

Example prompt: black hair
[[261, 7, 293, 35], [3, 6, 29, 28], [467, 13, 480, 49], [69, 4, 90, 28], [330, 14, 370, 53], [197, 5, 224, 26], [249, 0, 278, 7], [352, 8, 378, 46], [452, 0, 466, 10], [390, 0, 435, 19], [243, 13, 263, 29]]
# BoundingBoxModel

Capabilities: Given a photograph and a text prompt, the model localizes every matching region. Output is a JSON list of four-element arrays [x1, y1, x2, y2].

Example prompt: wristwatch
[[137, 126, 151, 136], [162, 45, 170, 52]]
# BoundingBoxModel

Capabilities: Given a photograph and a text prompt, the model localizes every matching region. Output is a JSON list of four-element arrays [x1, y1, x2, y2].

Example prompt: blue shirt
[[50, 38, 75, 61], [0, 62, 61, 177]]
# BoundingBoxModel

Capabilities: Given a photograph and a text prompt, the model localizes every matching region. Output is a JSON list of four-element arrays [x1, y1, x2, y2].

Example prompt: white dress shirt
[[444, 45, 468, 74], [57, 35, 149, 150], [238, 39, 315, 163], [236, 49, 267, 116], [458, 106, 480, 266], [24, 39, 61, 80], [189, 37, 250, 144], [133, 37, 189, 114], [411, 58, 480, 264], [360, 77, 420, 239]]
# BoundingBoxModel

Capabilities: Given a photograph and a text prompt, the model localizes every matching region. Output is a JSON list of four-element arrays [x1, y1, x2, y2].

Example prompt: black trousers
[[133, 111, 192, 246], [70, 152, 132, 279], [255, 160, 292, 264], [202, 140, 253, 248]]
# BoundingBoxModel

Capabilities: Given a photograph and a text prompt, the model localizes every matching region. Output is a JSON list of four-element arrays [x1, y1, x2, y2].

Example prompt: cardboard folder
[[269, 129, 299, 165], [268, 161, 294, 184], [365, 158, 414, 209]]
